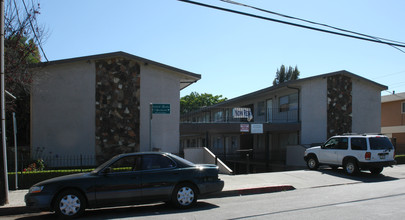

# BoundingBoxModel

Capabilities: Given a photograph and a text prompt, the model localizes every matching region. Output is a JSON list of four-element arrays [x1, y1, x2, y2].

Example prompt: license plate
[[379, 154, 385, 159]]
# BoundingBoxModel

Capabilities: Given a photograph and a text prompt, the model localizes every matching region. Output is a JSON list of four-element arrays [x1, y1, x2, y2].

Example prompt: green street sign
[[152, 104, 170, 114]]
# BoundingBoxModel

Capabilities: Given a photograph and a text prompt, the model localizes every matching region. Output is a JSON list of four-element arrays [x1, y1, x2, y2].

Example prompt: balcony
[[180, 107, 299, 124]]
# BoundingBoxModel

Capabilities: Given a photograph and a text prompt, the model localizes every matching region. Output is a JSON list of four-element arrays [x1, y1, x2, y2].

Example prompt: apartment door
[[240, 134, 253, 150]]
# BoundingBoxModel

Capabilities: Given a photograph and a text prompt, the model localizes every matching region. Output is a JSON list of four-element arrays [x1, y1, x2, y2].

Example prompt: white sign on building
[[233, 108, 253, 121], [251, 124, 263, 134]]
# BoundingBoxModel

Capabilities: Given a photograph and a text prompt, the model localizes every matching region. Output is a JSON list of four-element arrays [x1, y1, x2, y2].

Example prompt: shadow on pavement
[[13, 202, 219, 220], [318, 166, 399, 183]]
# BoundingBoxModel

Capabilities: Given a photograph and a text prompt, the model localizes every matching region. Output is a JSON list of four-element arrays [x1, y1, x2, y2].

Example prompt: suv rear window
[[351, 138, 367, 150], [369, 137, 394, 150]]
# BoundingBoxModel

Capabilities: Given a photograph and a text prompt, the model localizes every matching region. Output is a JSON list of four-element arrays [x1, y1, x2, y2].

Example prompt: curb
[[0, 206, 39, 216], [0, 185, 295, 216], [205, 185, 295, 198]]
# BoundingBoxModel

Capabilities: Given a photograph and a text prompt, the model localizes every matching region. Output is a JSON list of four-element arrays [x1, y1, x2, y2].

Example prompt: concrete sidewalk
[[1, 165, 404, 216]]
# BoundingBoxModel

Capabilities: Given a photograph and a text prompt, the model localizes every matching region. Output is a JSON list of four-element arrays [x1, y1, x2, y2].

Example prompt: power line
[[388, 81, 405, 87], [372, 70, 405, 80], [220, 0, 405, 53], [178, 0, 405, 50]]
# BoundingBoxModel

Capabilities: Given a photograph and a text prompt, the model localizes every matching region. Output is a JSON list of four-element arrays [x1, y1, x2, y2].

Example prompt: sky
[[31, 0, 405, 99]]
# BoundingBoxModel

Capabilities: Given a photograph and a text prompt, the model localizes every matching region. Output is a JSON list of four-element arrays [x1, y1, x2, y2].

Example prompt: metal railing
[[181, 107, 299, 124], [7, 154, 97, 172], [6, 154, 97, 189]]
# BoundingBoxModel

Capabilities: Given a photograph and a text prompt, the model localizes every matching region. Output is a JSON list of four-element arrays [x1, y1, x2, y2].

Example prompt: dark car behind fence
[[7, 154, 97, 189]]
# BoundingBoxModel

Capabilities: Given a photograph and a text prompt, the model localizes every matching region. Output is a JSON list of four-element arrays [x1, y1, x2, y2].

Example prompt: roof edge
[[33, 51, 201, 80], [196, 70, 388, 110]]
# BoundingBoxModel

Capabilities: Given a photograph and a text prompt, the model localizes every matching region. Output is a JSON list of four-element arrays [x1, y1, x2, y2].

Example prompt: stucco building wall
[[31, 61, 96, 158], [300, 77, 327, 145], [31, 52, 200, 164], [352, 79, 382, 134], [381, 100, 405, 126], [140, 65, 181, 153]]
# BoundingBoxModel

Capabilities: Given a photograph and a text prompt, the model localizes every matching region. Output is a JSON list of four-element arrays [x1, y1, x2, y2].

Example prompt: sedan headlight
[[29, 186, 44, 194]]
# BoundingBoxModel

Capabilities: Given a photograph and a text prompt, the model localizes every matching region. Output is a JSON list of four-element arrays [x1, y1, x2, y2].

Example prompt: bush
[[8, 168, 94, 189]]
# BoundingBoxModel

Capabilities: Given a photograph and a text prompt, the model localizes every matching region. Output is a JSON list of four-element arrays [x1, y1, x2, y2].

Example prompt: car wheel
[[172, 183, 198, 209], [344, 159, 359, 175], [370, 167, 383, 175], [306, 156, 319, 170], [53, 189, 86, 219]]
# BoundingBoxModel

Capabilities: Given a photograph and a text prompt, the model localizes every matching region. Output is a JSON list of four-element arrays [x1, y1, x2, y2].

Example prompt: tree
[[5, 0, 45, 98], [180, 92, 227, 114], [3, 0, 45, 142], [1, 0, 46, 205], [272, 65, 300, 85]]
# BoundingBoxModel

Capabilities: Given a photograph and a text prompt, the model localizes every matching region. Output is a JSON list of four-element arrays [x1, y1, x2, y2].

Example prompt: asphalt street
[[1, 164, 404, 219]]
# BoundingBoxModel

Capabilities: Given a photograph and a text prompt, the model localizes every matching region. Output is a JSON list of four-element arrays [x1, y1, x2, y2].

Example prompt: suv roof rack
[[341, 133, 383, 136]]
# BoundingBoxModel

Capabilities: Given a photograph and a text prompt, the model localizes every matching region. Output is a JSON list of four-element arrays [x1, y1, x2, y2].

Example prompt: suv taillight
[[365, 152, 371, 160]]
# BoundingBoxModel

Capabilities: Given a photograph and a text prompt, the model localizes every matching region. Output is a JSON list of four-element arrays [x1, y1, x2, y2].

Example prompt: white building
[[180, 71, 387, 172], [31, 52, 200, 165]]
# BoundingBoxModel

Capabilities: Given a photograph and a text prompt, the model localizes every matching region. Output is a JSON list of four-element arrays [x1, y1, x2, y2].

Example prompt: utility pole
[[0, 0, 9, 205]]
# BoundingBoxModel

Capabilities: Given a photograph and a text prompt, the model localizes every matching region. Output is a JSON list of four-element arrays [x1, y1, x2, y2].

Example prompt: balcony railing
[[181, 107, 299, 124]]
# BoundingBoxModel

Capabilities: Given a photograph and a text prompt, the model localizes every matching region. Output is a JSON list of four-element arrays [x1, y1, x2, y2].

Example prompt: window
[[324, 137, 348, 150], [141, 155, 176, 170], [351, 138, 367, 150], [369, 137, 394, 150], [109, 156, 141, 173], [402, 102, 405, 114], [279, 95, 289, 112], [279, 93, 298, 112], [258, 101, 265, 116], [214, 111, 223, 122], [267, 99, 273, 122]]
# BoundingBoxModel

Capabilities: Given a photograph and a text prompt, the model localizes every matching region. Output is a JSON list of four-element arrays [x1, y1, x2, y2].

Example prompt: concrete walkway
[[1, 164, 404, 216]]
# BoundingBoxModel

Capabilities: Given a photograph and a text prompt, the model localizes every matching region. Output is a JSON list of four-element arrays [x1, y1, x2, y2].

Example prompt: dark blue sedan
[[25, 152, 224, 218]]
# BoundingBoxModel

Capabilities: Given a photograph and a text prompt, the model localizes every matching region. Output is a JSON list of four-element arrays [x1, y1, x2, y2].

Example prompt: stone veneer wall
[[95, 58, 141, 163], [327, 74, 352, 138]]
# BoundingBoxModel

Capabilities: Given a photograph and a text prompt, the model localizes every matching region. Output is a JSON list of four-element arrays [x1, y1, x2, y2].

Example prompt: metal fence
[[6, 154, 98, 189], [7, 154, 97, 172], [181, 107, 299, 124]]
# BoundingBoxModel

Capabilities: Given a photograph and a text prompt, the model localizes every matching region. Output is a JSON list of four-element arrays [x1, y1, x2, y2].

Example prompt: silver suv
[[304, 134, 396, 175]]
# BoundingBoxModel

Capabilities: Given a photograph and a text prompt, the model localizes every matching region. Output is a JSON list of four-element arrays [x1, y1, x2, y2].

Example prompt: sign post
[[149, 103, 152, 151]]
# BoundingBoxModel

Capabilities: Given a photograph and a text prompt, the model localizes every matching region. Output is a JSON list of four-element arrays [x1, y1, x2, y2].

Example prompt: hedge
[[395, 155, 405, 164], [8, 169, 94, 190]]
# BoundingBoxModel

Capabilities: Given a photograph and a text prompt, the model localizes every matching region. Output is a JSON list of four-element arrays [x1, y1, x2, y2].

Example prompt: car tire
[[306, 155, 319, 170], [53, 189, 86, 219], [172, 183, 198, 209], [344, 159, 359, 175], [370, 167, 383, 175]]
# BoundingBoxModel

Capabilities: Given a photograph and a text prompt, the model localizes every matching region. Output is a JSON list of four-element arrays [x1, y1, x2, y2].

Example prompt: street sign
[[152, 104, 170, 114]]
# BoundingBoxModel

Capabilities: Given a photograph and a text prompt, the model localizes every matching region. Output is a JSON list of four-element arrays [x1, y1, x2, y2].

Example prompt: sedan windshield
[[91, 155, 120, 173]]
